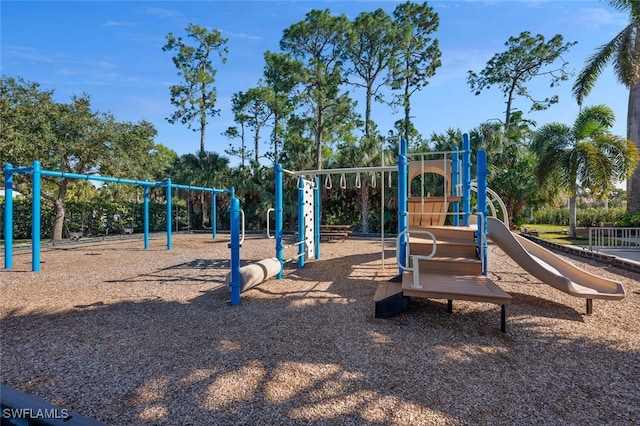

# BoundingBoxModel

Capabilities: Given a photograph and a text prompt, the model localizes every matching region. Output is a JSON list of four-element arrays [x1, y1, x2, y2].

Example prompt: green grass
[[520, 223, 589, 246], [0, 239, 33, 247]]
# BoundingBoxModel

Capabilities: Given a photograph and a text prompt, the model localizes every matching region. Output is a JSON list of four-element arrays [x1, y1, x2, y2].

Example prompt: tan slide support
[[487, 217, 625, 300]]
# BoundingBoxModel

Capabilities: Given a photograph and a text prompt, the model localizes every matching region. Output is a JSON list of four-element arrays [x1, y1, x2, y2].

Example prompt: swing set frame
[[2, 161, 234, 272]]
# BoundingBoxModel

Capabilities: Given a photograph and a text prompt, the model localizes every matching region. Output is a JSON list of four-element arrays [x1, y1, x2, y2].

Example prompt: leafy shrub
[[532, 206, 627, 226], [615, 212, 640, 227]]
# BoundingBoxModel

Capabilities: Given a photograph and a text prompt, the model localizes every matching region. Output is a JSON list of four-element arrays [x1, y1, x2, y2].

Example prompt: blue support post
[[398, 139, 408, 274], [314, 176, 320, 259], [297, 177, 305, 269], [462, 133, 471, 226], [452, 147, 460, 226], [275, 164, 284, 279], [143, 185, 150, 249], [166, 178, 172, 250], [228, 196, 242, 306], [32, 161, 42, 272], [212, 192, 217, 240], [3, 163, 14, 269], [477, 150, 489, 275]]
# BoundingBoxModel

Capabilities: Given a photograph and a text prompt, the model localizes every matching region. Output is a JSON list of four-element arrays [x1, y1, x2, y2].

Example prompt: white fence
[[588, 227, 640, 251]]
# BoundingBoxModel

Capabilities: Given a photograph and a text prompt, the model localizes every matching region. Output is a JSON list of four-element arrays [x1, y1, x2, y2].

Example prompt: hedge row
[[531, 207, 640, 227], [0, 198, 193, 240]]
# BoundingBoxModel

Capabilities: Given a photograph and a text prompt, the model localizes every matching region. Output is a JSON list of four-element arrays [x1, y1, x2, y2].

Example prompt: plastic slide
[[487, 217, 625, 300]]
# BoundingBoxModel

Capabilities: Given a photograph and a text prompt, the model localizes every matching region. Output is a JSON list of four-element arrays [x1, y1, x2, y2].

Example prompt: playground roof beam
[[283, 165, 397, 177]]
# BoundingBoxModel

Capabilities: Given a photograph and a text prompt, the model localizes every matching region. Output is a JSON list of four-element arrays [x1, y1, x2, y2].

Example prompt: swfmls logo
[[2, 407, 70, 419]]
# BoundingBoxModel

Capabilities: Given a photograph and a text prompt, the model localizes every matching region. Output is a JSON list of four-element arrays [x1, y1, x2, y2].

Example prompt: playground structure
[[375, 136, 624, 331], [4, 135, 627, 330], [2, 160, 239, 271], [240, 134, 626, 332]]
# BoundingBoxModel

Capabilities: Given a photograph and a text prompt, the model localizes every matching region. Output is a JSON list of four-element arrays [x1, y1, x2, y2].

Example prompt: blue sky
[[1, 0, 630, 163]]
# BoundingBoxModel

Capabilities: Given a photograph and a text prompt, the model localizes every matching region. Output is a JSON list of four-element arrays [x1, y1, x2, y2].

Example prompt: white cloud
[[102, 20, 137, 27], [142, 7, 182, 19], [2, 45, 56, 63], [220, 30, 262, 42], [576, 7, 628, 30]]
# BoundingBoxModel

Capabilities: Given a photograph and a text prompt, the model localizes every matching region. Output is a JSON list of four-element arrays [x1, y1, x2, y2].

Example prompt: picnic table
[[320, 225, 352, 242]]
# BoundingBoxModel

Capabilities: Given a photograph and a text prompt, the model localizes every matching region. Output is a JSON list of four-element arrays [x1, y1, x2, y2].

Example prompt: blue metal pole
[[166, 178, 172, 250], [228, 196, 242, 306], [452, 147, 460, 227], [398, 138, 408, 274], [297, 177, 305, 269], [212, 192, 217, 240], [32, 161, 41, 272], [275, 164, 284, 279], [3, 163, 14, 269], [462, 133, 471, 226], [143, 186, 150, 249], [477, 150, 488, 275], [314, 176, 320, 259]]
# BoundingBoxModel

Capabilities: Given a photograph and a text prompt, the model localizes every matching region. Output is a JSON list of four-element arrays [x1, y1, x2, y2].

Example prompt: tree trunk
[[365, 86, 372, 140], [315, 107, 323, 170], [359, 184, 370, 233], [200, 88, 207, 153], [273, 114, 280, 164], [199, 192, 206, 229], [569, 193, 577, 239], [241, 122, 246, 167], [626, 81, 640, 213], [52, 198, 66, 242], [505, 84, 517, 130], [200, 119, 206, 154], [403, 74, 411, 144], [52, 180, 69, 241], [254, 125, 260, 164]]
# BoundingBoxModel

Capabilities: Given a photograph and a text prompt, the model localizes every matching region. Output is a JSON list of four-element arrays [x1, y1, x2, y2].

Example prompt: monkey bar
[[3, 160, 235, 272]]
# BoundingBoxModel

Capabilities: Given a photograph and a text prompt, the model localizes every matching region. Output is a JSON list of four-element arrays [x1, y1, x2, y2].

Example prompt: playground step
[[417, 256, 482, 275], [401, 271, 511, 332], [373, 281, 410, 319], [411, 239, 478, 258], [401, 271, 512, 304], [409, 225, 477, 243]]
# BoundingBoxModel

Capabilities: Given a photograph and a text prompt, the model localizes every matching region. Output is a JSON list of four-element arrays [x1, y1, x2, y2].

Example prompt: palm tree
[[532, 105, 638, 238], [572, 0, 640, 212], [171, 151, 230, 228], [338, 136, 393, 233]]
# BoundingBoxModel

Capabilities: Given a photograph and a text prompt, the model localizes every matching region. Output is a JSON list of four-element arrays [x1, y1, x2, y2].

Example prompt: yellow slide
[[487, 217, 625, 300]]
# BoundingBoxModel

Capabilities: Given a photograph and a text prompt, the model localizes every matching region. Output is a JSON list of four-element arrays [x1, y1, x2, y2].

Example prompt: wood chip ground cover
[[1, 234, 638, 425]]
